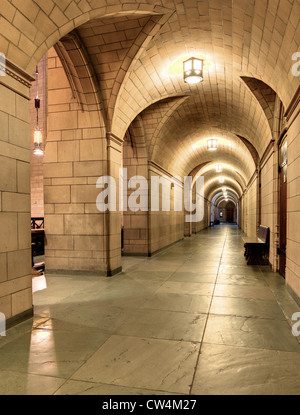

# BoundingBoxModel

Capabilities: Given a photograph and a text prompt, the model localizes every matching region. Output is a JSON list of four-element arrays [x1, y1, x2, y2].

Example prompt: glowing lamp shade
[[216, 165, 223, 173], [183, 57, 204, 84], [219, 177, 225, 184], [207, 139, 218, 151], [33, 127, 43, 156]]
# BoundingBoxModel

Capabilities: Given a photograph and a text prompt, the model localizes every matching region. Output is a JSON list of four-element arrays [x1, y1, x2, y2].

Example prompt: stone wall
[[241, 175, 258, 238], [286, 109, 300, 299], [44, 47, 121, 275], [0, 62, 33, 323], [149, 165, 184, 255], [260, 147, 278, 269], [30, 55, 46, 218]]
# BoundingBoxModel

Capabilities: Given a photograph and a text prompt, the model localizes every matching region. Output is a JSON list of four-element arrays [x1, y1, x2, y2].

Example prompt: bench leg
[[247, 255, 264, 265], [245, 246, 265, 265]]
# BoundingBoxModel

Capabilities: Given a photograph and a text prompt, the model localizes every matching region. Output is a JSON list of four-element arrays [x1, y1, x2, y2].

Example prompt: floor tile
[[71, 335, 200, 394], [116, 308, 207, 342], [210, 296, 286, 319], [169, 272, 217, 283], [2, 225, 299, 395], [191, 343, 300, 395], [141, 292, 211, 314], [203, 314, 300, 352], [157, 281, 215, 296], [54, 379, 182, 395], [0, 370, 66, 395], [0, 319, 110, 378], [214, 284, 276, 300]]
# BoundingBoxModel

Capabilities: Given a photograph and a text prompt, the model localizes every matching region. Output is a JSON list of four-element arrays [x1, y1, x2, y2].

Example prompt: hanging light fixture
[[216, 164, 223, 173], [219, 177, 225, 184], [183, 57, 204, 84], [207, 139, 218, 151], [33, 66, 43, 156]]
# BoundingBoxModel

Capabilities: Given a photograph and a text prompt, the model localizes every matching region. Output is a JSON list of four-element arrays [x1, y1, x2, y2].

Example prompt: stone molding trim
[[285, 85, 300, 123], [1, 58, 35, 88], [148, 161, 183, 186]]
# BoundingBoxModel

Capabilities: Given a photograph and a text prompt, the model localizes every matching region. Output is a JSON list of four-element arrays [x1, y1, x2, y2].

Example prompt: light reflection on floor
[[1, 225, 300, 395]]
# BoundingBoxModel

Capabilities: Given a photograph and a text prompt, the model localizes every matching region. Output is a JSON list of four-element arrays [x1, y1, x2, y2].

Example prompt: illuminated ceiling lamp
[[207, 139, 218, 151], [33, 66, 44, 156], [183, 57, 204, 84], [216, 164, 223, 173], [219, 177, 225, 184]]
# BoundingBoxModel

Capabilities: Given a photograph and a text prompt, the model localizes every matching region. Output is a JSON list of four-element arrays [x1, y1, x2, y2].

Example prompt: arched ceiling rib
[[210, 188, 240, 204], [3, 0, 299, 208], [216, 197, 237, 207], [196, 163, 247, 188]]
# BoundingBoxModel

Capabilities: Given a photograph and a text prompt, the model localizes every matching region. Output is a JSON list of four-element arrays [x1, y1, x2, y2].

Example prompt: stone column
[[106, 133, 123, 276], [44, 48, 111, 276], [0, 59, 34, 325]]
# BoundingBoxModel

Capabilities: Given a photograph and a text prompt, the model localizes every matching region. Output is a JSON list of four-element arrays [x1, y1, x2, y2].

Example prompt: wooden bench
[[243, 225, 269, 265]]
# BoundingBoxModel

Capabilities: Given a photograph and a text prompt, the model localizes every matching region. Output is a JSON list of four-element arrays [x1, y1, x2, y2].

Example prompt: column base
[[6, 307, 34, 330]]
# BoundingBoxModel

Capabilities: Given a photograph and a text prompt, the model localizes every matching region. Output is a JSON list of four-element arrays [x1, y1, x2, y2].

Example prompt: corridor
[[0, 226, 300, 395]]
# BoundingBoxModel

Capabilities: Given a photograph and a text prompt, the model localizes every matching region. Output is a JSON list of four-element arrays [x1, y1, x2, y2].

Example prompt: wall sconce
[[207, 139, 218, 151], [183, 57, 204, 84], [33, 66, 44, 156]]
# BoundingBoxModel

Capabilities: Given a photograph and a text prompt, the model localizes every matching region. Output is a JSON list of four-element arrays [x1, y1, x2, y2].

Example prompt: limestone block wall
[[149, 165, 184, 254], [192, 200, 209, 234], [242, 175, 258, 238], [241, 193, 247, 234], [238, 197, 243, 229], [260, 148, 278, 269], [286, 109, 300, 299], [0, 63, 33, 323], [30, 55, 47, 218], [44, 47, 120, 275], [122, 130, 149, 255]]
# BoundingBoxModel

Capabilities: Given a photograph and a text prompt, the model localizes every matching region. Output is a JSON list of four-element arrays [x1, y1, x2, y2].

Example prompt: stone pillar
[[122, 127, 149, 256], [106, 133, 123, 276], [0, 60, 34, 325], [44, 47, 115, 276]]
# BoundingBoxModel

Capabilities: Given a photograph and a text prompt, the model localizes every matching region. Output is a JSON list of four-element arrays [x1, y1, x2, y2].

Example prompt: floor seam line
[[189, 228, 229, 394]]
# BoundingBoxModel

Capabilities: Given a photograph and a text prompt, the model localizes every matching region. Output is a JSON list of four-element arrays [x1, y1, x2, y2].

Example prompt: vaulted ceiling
[[3, 0, 299, 203]]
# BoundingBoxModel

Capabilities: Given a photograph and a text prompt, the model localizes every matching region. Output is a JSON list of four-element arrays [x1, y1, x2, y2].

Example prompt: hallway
[[1, 226, 300, 395]]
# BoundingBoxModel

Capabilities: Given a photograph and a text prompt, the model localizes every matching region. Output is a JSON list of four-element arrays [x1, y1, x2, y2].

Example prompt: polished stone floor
[[1, 225, 300, 395]]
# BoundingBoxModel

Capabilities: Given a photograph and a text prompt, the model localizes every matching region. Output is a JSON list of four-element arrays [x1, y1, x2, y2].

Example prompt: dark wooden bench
[[243, 225, 269, 265]]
